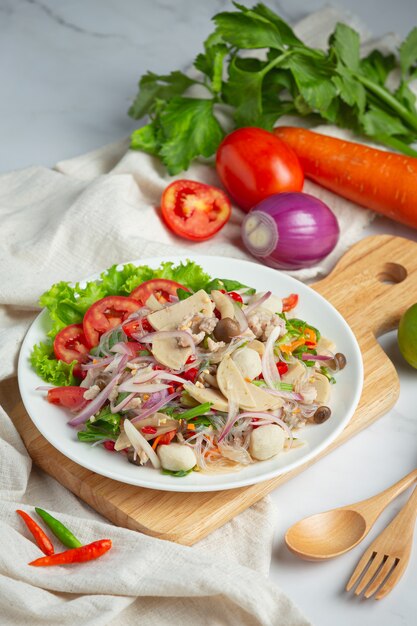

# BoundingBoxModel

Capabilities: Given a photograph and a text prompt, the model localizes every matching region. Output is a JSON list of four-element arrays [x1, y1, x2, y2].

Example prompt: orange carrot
[[274, 127, 417, 229]]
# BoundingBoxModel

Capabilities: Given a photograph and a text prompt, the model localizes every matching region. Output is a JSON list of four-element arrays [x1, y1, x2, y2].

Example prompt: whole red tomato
[[216, 127, 304, 212]]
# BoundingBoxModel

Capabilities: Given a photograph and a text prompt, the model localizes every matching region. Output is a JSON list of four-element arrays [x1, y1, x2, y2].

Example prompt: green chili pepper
[[35, 508, 82, 549]]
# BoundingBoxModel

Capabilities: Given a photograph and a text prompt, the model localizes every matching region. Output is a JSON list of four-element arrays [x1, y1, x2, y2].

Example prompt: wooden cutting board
[[2, 234, 415, 545]]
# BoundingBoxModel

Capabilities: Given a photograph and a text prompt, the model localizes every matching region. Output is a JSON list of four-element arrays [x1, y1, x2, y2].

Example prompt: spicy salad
[[31, 261, 346, 477]]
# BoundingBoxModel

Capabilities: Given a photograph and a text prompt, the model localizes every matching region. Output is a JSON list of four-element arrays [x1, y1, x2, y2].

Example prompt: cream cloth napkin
[[0, 6, 399, 625]]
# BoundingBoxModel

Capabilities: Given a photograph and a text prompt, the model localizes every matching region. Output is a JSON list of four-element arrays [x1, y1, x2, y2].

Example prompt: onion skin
[[241, 192, 339, 270]]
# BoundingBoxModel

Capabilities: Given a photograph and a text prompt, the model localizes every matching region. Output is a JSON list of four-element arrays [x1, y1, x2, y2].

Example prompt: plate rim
[[18, 254, 364, 492]]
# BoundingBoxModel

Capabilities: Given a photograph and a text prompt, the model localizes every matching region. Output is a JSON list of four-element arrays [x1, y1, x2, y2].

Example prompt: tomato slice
[[47, 386, 88, 410], [123, 318, 153, 339], [282, 294, 299, 312], [161, 180, 231, 241], [83, 296, 142, 348], [130, 278, 189, 306], [53, 324, 89, 364]]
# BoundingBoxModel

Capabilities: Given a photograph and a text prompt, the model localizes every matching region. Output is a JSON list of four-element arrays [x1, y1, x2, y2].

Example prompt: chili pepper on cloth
[[29, 539, 112, 567], [16, 510, 54, 556], [35, 508, 82, 549]]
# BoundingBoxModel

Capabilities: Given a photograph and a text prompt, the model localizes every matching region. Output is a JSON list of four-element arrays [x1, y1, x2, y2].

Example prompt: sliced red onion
[[68, 374, 121, 427], [301, 353, 332, 362], [142, 388, 166, 409], [218, 399, 239, 443], [155, 372, 187, 385], [261, 326, 282, 389], [140, 331, 196, 354], [131, 391, 180, 423], [116, 354, 130, 374], [226, 294, 248, 333], [128, 355, 157, 365], [124, 307, 150, 321], [81, 356, 115, 371], [267, 388, 304, 401], [244, 291, 272, 317], [118, 381, 169, 393], [129, 368, 158, 384], [239, 411, 293, 446], [242, 193, 340, 270], [123, 419, 161, 469], [110, 391, 136, 413], [111, 342, 139, 356]]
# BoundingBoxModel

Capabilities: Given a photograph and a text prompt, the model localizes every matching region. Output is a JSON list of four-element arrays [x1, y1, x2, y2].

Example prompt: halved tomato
[[130, 278, 189, 306], [47, 386, 88, 410], [161, 180, 231, 241], [83, 296, 142, 348], [53, 324, 89, 364]]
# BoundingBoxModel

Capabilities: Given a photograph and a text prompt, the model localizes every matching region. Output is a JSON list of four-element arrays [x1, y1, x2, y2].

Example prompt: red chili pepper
[[16, 510, 54, 556], [141, 425, 157, 435], [103, 441, 115, 451], [157, 430, 176, 446], [29, 539, 112, 567], [305, 341, 317, 347], [218, 289, 243, 303], [168, 385, 175, 394], [228, 291, 243, 303], [182, 368, 199, 383], [282, 293, 299, 312], [186, 355, 196, 364], [277, 361, 289, 376], [153, 364, 165, 371], [214, 308, 221, 320]]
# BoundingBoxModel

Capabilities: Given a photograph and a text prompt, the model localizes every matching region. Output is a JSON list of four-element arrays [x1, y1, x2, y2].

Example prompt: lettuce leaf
[[39, 260, 212, 339], [32, 260, 213, 384], [30, 341, 77, 386]]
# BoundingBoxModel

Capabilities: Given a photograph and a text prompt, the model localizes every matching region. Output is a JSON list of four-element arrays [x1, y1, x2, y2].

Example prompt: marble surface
[[2, 1, 417, 625]]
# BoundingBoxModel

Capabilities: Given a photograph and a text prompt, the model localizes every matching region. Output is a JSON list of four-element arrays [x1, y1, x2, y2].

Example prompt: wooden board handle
[[313, 235, 417, 337]]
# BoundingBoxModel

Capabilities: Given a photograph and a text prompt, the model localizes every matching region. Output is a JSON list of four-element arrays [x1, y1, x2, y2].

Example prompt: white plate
[[18, 255, 363, 492]]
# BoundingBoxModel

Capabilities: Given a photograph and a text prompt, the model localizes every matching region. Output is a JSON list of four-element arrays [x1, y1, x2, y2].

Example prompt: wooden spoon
[[285, 469, 417, 561]]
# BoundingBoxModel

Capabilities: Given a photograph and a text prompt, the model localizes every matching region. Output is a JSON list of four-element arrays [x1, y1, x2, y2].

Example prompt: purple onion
[[241, 192, 339, 270]]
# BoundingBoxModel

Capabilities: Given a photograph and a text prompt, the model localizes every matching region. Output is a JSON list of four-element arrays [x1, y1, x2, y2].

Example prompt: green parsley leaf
[[194, 32, 228, 95], [130, 123, 160, 156], [214, 6, 286, 50], [128, 71, 195, 120], [223, 57, 268, 127], [399, 27, 417, 77], [157, 97, 224, 174], [329, 22, 360, 71], [359, 50, 396, 86]]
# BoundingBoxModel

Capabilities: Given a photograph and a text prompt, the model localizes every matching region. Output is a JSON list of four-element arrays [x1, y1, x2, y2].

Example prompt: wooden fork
[[346, 484, 417, 599]]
